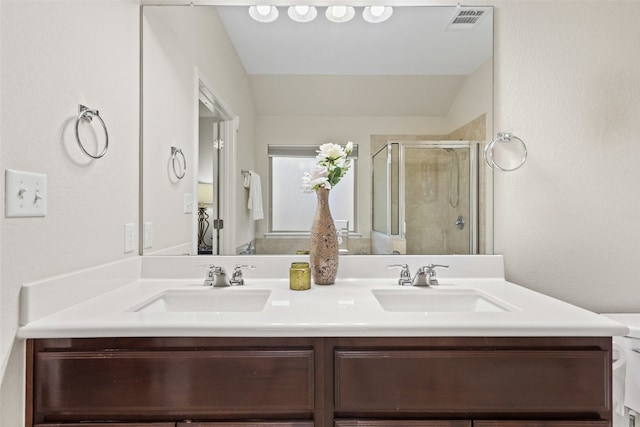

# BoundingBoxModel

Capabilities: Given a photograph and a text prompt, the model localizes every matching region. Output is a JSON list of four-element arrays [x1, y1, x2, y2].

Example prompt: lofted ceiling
[[214, 5, 493, 116]]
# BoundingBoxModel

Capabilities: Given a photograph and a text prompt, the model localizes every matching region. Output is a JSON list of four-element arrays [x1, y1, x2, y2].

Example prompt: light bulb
[[370, 6, 385, 17], [362, 6, 393, 23], [332, 5, 347, 18], [256, 5, 272, 16], [288, 5, 317, 22], [295, 5, 309, 15], [326, 5, 355, 23], [249, 5, 279, 23]]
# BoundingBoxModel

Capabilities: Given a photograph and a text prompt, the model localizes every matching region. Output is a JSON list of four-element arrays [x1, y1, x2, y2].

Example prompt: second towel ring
[[75, 105, 109, 159], [484, 133, 527, 172], [171, 146, 186, 179]]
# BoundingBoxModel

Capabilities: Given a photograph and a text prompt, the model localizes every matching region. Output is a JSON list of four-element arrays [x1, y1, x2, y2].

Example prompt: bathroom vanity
[[19, 256, 627, 427]]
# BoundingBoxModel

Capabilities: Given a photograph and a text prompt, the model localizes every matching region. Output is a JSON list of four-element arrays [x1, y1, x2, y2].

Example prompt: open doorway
[[196, 75, 237, 255]]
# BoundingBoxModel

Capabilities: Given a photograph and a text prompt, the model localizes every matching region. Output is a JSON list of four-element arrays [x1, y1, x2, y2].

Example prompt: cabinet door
[[474, 422, 610, 427], [175, 423, 314, 427], [34, 424, 175, 426], [335, 421, 471, 427], [335, 349, 610, 416], [35, 349, 314, 421]]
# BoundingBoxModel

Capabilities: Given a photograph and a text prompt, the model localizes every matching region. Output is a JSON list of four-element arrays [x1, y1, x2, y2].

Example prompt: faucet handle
[[388, 264, 412, 286], [230, 264, 256, 286], [415, 264, 449, 286], [421, 264, 449, 273], [201, 264, 217, 286]]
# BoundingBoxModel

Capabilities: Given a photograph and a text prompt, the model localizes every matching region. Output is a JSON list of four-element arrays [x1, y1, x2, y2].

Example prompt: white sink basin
[[131, 289, 271, 313], [372, 288, 513, 312]]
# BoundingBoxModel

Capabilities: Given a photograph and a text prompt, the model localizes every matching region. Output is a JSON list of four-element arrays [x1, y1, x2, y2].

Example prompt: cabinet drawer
[[335, 421, 471, 427], [335, 350, 610, 415], [474, 422, 610, 427], [35, 349, 314, 421], [35, 424, 174, 426], [176, 423, 314, 426]]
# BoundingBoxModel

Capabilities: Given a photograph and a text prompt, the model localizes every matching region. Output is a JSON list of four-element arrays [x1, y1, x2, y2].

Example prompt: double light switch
[[5, 169, 47, 217]]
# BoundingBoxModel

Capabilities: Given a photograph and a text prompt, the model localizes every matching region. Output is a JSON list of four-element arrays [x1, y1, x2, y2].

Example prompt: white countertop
[[602, 313, 640, 338], [17, 255, 629, 338]]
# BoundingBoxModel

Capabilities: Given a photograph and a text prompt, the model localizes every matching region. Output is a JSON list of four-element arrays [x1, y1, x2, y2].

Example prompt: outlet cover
[[5, 169, 47, 217]]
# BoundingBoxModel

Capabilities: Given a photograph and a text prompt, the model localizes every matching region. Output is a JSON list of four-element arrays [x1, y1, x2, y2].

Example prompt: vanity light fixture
[[362, 6, 393, 23], [326, 5, 355, 23], [287, 5, 317, 23], [249, 5, 279, 23]]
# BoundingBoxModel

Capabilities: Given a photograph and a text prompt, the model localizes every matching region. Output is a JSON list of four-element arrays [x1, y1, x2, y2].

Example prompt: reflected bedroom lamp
[[198, 183, 214, 251]]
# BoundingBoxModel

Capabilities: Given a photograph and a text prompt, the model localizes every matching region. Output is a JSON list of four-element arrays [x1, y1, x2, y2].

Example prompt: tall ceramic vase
[[309, 187, 339, 285]]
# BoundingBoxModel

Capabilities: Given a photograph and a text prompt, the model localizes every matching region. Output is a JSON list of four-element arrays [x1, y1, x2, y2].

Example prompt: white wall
[[490, 0, 640, 312], [142, 6, 197, 254], [142, 6, 256, 254], [0, 0, 140, 424], [447, 58, 494, 144]]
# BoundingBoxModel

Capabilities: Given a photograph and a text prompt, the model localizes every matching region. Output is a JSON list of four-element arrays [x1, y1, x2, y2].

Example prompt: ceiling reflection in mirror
[[141, 4, 493, 256]]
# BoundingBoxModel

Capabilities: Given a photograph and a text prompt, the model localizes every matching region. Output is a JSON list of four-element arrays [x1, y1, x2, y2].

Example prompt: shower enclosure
[[372, 141, 479, 255]]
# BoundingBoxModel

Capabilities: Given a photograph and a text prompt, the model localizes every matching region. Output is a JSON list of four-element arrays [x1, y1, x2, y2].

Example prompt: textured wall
[[491, 0, 640, 312], [0, 1, 140, 423], [142, 6, 256, 255]]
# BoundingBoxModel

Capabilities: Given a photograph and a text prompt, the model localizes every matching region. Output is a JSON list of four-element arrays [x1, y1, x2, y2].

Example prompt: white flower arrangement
[[301, 142, 353, 192]]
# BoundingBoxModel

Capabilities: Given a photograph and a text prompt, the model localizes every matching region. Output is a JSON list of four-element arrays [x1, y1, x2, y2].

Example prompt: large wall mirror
[[141, 3, 493, 256]]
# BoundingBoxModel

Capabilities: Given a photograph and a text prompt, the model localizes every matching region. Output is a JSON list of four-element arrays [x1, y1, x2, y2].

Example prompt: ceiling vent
[[446, 8, 489, 31]]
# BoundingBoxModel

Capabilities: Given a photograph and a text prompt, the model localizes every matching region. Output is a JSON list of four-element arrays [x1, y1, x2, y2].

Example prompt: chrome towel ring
[[484, 132, 528, 172], [171, 146, 186, 179], [75, 104, 109, 159]]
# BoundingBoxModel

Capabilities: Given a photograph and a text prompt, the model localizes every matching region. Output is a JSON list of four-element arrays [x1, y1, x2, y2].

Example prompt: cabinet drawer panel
[[36, 349, 314, 420], [474, 422, 610, 427], [176, 423, 314, 426], [336, 421, 471, 427], [335, 350, 609, 414], [35, 424, 174, 426]]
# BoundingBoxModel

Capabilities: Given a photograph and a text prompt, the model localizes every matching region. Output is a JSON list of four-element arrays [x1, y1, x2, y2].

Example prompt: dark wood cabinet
[[335, 349, 609, 415], [334, 421, 471, 427], [26, 337, 612, 427], [34, 424, 175, 427]]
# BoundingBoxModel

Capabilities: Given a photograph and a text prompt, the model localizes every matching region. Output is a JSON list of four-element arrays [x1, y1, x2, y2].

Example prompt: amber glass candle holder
[[290, 262, 311, 290]]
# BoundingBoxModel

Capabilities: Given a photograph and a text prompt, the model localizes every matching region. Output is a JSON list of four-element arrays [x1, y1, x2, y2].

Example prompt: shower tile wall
[[404, 148, 470, 254]]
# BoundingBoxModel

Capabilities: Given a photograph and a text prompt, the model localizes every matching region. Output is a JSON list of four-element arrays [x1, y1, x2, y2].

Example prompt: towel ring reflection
[[75, 105, 109, 159], [171, 146, 186, 179], [484, 133, 527, 172]]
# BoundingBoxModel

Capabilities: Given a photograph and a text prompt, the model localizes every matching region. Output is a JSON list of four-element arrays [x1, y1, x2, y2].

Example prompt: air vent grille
[[447, 8, 489, 30]]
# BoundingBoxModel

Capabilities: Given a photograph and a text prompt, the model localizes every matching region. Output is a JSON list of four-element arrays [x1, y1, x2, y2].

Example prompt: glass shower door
[[401, 143, 475, 255]]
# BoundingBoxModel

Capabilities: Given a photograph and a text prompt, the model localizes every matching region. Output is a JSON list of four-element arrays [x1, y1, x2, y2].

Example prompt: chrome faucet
[[388, 264, 413, 286], [203, 265, 231, 287], [238, 241, 256, 255], [412, 264, 449, 287], [230, 264, 256, 286]]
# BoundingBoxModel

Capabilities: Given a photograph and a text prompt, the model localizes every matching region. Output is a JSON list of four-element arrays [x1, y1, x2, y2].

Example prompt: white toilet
[[603, 314, 640, 427]]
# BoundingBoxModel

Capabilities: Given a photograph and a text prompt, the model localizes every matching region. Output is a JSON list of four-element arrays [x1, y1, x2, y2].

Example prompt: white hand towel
[[243, 170, 264, 220]]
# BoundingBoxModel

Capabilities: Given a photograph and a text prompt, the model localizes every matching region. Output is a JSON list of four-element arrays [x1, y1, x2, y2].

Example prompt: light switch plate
[[124, 223, 135, 253], [144, 221, 153, 249], [184, 193, 194, 214], [5, 169, 47, 217]]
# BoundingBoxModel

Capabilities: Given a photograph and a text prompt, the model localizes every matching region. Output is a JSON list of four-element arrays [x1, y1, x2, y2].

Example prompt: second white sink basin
[[132, 289, 271, 313], [372, 288, 513, 312]]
